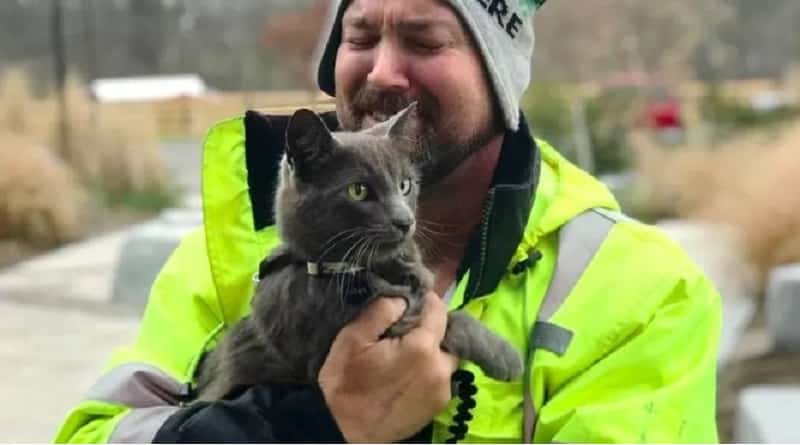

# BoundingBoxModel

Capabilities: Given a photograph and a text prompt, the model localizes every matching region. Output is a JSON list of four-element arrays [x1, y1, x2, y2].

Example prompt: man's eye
[[411, 40, 445, 53], [345, 36, 377, 49]]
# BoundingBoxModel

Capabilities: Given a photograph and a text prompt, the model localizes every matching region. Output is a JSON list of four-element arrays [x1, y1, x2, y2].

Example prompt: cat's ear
[[387, 102, 420, 140], [286, 108, 335, 177]]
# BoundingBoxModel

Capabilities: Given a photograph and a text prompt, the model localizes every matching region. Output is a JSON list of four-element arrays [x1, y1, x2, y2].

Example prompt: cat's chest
[[315, 272, 372, 306]]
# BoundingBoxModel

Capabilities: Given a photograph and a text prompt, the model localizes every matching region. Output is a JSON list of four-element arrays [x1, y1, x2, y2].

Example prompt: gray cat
[[195, 105, 522, 402]]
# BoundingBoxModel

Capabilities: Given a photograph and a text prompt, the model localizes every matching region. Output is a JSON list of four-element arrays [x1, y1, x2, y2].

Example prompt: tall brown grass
[[633, 124, 800, 285], [59, 72, 166, 194], [1, 69, 167, 194], [0, 132, 85, 246], [0, 69, 167, 248], [0, 68, 36, 135], [0, 66, 341, 249]]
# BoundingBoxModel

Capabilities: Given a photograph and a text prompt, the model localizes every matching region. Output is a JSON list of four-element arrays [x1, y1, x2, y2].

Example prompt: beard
[[337, 86, 501, 187]]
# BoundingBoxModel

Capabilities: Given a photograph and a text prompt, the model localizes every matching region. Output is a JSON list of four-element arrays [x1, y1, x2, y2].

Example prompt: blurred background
[[1, 0, 799, 442]]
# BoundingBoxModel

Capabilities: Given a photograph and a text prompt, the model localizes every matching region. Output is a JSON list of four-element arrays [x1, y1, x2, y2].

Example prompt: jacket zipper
[[466, 188, 496, 303]]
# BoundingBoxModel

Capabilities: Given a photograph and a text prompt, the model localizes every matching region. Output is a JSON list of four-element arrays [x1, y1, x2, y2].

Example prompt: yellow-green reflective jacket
[[55, 112, 721, 443]]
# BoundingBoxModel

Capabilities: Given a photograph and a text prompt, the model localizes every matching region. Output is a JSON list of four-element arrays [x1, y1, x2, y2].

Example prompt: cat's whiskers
[[416, 223, 464, 250], [414, 228, 439, 258], [336, 236, 367, 305], [366, 236, 380, 270], [416, 217, 461, 230], [340, 228, 389, 305], [344, 236, 371, 303], [316, 228, 363, 262], [344, 238, 366, 297], [352, 230, 382, 281]]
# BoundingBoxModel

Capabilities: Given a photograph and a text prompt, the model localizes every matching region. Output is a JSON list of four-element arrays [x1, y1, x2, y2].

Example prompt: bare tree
[[261, 0, 328, 92], [535, 0, 737, 83]]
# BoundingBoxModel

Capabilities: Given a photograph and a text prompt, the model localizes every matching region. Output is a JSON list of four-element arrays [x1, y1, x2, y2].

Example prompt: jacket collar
[[458, 114, 540, 302]]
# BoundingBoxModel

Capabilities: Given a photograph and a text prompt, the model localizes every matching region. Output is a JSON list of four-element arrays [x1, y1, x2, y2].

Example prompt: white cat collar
[[307, 262, 365, 276]]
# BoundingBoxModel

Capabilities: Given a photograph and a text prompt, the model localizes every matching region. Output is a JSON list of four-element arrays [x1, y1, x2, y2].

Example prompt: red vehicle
[[645, 96, 683, 130]]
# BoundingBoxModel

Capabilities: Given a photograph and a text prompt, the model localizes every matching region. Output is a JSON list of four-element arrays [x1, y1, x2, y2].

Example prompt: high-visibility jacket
[[55, 111, 721, 443]]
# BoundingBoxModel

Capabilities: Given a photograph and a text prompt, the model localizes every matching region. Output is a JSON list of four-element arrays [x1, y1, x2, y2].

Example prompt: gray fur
[[195, 105, 522, 402]]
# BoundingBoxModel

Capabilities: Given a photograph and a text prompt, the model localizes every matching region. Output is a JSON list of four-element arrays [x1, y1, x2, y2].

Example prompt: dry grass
[[0, 68, 337, 251], [0, 70, 86, 247], [0, 67, 36, 135], [59, 72, 167, 194], [0, 69, 171, 249], [632, 123, 800, 285], [0, 70, 168, 195], [0, 132, 85, 246]]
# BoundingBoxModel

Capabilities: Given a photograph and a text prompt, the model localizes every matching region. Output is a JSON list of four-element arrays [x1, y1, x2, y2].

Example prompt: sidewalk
[[0, 300, 140, 442]]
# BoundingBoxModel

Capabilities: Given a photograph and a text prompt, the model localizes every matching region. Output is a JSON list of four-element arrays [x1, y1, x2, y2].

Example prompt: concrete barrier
[[735, 385, 800, 443], [766, 263, 800, 352], [110, 208, 202, 312]]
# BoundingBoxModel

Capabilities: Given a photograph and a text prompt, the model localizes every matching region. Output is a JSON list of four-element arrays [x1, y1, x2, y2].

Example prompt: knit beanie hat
[[316, 0, 546, 131]]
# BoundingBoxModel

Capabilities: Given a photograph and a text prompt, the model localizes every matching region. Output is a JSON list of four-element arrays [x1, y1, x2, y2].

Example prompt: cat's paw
[[478, 339, 523, 382], [443, 311, 523, 382], [382, 314, 421, 338], [392, 259, 432, 290], [369, 274, 412, 299], [401, 271, 424, 295]]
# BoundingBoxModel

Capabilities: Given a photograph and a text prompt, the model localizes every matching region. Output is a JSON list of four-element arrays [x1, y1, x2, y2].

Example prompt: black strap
[[258, 251, 303, 281]]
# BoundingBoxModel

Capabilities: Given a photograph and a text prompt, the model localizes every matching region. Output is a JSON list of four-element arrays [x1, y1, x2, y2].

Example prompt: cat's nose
[[392, 218, 413, 235]]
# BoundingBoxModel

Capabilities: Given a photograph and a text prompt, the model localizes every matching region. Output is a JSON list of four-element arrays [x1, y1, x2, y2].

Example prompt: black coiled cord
[[440, 249, 541, 442], [445, 369, 477, 443]]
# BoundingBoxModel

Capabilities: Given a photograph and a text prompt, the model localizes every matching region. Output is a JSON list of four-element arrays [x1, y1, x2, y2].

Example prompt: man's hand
[[318, 292, 458, 443]]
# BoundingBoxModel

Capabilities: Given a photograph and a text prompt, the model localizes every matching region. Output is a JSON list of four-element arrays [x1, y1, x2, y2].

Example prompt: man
[[55, 0, 722, 442]]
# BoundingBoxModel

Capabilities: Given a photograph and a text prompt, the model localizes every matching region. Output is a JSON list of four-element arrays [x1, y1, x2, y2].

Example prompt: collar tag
[[307, 262, 365, 276]]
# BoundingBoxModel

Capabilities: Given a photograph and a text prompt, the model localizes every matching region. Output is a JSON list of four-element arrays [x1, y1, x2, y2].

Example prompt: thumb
[[345, 297, 407, 343]]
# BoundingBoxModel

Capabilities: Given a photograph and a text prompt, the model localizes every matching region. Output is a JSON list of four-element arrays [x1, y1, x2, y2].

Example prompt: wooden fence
[[11, 90, 335, 144], [7, 76, 799, 145]]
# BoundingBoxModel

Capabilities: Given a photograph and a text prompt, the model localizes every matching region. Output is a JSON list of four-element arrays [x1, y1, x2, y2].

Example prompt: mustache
[[352, 87, 436, 122]]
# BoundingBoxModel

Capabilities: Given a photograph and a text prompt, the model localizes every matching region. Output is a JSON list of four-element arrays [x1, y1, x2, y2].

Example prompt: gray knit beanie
[[316, 0, 546, 131]]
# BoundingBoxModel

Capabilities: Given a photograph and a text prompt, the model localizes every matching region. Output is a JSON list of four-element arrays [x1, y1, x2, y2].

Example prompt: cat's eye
[[399, 179, 412, 195], [347, 183, 370, 201]]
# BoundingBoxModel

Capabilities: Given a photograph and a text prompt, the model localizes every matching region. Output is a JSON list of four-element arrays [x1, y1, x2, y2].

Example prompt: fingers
[[411, 292, 459, 373], [342, 297, 407, 344], [441, 349, 460, 375], [406, 291, 449, 345]]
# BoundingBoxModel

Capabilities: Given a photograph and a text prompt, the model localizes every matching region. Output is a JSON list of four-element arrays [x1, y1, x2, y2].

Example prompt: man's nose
[[366, 43, 410, 93]]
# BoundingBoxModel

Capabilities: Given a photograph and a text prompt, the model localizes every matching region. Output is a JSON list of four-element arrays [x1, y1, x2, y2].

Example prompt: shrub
[[522, 83, 636, 174], [631, 122, 800, 286], [0, 132, 85, 246]]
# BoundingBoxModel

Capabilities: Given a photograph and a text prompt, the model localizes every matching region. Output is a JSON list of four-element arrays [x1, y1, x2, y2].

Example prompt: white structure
[[766, 263, 800, 351], [91, 74, 208, 103], [736, 385, 800, 443], [111, 207, 203, 312]]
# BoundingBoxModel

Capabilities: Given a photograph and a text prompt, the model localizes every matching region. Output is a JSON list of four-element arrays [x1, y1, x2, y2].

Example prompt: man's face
[[335, 0, 502, 183]]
